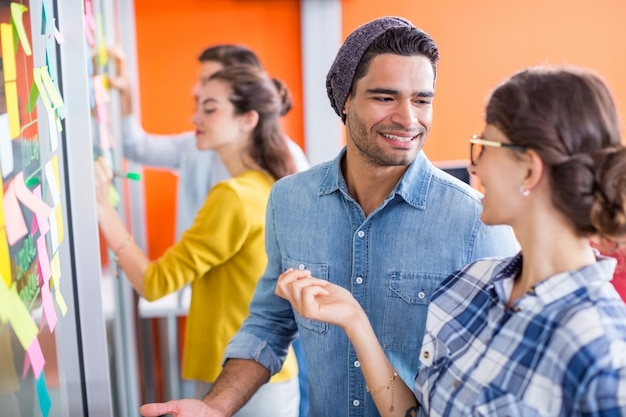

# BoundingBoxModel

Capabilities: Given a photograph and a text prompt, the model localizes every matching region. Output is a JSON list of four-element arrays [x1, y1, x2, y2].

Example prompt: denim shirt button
[[354, 360, 360, 368], [357, 230, 365, 238], [298, 264, 306, 270], [417, 291, 426, 299], [355, 276, 363, 284], [352, 399, 360, 407]]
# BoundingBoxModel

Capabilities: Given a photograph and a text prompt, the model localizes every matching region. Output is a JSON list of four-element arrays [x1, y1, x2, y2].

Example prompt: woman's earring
[[519, 186, 530, 197]]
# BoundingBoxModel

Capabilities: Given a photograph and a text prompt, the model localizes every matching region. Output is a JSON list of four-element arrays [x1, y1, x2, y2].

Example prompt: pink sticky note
[[32, 186, 50, 236], [84, 1, 96, 46], [37, 235, 51, 284], [85, 0, 96, 30], [26, 337, 45, 379], [84, 21, 94, 46], [13, 172, 52, 220], [3, 179, 28, 245], [40, 281, 57, 332], [53, 19, 64, 44]]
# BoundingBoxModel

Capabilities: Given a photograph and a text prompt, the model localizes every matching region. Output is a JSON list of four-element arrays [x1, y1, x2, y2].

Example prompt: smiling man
[[140, 16, 518, 417]]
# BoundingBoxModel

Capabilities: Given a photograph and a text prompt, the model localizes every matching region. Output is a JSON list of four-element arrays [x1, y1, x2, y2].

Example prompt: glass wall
[[0, 0, 123, 415]]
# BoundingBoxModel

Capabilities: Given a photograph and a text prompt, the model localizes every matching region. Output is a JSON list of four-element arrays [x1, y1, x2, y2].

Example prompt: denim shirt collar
[[318, 147, 434, 211]]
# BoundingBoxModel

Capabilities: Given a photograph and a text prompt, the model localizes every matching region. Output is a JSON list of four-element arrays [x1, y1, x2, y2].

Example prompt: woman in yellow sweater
[[94, 65, 299, 417]]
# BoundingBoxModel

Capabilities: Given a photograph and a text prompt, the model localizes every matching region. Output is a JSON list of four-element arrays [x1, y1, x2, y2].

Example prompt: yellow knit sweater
[[143, 170, 297, 383]]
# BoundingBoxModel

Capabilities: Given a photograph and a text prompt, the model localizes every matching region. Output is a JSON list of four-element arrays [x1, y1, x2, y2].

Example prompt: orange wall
[[135, 0, 626, 258], [342, 0, 626, 161], [134, 0, 302, 258]]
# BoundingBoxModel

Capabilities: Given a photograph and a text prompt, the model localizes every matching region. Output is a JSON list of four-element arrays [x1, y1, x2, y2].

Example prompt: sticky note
[[37, 235, 51, 284], [47, 110, 57, 151], [27, 80, 39, 113], [0, 175, 11, 287], [3, 178, 28, 245], [41, 0, 54, 35], [32, 185, 50, 236], [13, 172, 52, 219], [50, 253, 67, 316], [40, 279, 57, 332], [26, 337, 46, 378], [10, 3, 32, 56], [0, 231, 10, 287], [44, 157, 60, 206], [53, 19, 64, 44], [39, 66, 64, 109], [1, 23, 16, 81], [0, 280, 39, 350], [32, 68, 52, 112], [49, 204, 64, 254], [36, 371, 51, 417], [0, 113, 14, 176], [5, 81, 20, 138]]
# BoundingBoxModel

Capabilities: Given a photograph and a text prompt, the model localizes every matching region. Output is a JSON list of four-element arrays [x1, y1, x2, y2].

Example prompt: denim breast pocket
[[282, 257, 329, 334], [383, 273, 442, 349]]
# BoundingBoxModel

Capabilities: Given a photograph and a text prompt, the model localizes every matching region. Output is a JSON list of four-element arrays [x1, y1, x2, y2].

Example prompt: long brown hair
[[210, 65, 296, 180]]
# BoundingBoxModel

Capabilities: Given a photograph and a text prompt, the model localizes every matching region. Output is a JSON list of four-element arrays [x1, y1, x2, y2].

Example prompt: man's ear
[[342, 96, 352, 116], [240, 110, 259, 132]]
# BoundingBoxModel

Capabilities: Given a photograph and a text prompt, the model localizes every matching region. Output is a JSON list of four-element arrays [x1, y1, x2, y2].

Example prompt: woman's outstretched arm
[[275, 268, 419, 417]]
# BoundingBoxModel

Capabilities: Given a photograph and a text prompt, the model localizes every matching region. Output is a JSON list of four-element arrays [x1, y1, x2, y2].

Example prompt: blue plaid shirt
[[415, 253, 626, 416]]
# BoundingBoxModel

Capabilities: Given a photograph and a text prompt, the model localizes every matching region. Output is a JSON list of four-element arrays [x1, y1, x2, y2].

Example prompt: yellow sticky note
[[45, 155, 61, 206], [50, 253, 67, 316], [1, 23, 16, 82], [39, 67, 64, 109], [32, 68, 52, 113], [108, 185, 120, 207], [0, 232, 10, 288], [10, 2, 32, 56], [0, 280, 38, 350], [5, 81, 20, 138], [54, 203, 63, 245], [0, 173, 10, 287]]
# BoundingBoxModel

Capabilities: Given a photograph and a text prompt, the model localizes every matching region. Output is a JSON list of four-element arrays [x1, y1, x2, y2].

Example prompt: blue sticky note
[[36, 371, 51, 417]]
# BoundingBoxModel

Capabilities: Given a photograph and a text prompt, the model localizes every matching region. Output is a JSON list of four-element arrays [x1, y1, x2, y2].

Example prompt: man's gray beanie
[[326, 16, 416, 118]]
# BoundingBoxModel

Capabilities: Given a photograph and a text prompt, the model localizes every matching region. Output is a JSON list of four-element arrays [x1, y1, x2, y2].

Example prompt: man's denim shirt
[[225, 149, 519, 417]]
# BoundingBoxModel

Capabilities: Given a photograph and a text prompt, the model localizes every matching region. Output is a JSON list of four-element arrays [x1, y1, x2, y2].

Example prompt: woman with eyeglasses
[[276, 66, 626, 416]]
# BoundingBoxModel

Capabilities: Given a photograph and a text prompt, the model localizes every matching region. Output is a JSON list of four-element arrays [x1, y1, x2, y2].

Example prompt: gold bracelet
[[366, 369, 398, 412], [113, 235, 133, 262]]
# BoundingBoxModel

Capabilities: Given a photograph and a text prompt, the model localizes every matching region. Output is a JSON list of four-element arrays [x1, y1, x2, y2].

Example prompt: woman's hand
[[93, 157, 113, 207], [108, 45, 130, 92], [275, 268, 364, 330]]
